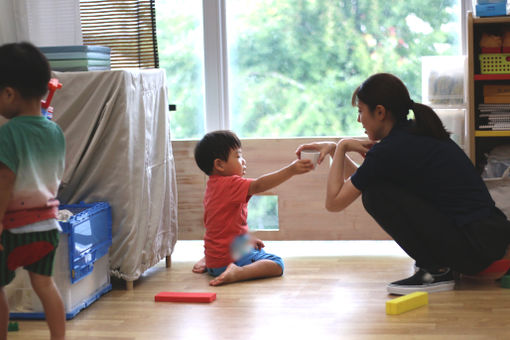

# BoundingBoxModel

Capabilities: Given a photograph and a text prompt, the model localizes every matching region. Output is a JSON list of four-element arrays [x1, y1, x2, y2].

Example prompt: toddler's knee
[[272, 256, 284, 275]]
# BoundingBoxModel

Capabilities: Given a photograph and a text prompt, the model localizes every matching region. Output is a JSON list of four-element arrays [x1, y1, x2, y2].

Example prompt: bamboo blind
[[80, 0, 159, 69]]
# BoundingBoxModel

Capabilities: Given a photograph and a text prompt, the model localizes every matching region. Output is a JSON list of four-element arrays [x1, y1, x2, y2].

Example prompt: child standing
[[193, 130, 313, 286], [0, 42, 66, 339]]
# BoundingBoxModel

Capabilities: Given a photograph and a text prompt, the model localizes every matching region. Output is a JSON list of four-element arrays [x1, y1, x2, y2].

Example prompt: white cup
[[301, 150, 320, 169]]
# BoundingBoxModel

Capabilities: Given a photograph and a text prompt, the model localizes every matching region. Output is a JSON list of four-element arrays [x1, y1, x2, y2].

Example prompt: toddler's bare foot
[[209, 263, 242, 286], [192, 257, 207, 273]]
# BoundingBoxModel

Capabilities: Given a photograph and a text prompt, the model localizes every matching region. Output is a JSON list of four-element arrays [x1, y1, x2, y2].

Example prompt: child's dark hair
[[195, 130, 241, 175], [0, 42, 51, 99], [351, 73, 450, 140]]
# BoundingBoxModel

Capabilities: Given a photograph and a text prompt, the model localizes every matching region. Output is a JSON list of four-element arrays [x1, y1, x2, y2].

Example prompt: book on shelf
[[484, 96, 510, 104], [480, 117, 510, 124], [477, 103, 510, 126], [478, 103, 510, 110], [483, 84, 510, 97], [478, 125, 510, 130], [480, 119, 510, 123], [479, 113, 510, 117]]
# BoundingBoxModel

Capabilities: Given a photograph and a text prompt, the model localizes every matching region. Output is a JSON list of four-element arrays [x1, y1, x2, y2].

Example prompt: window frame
[[203, 0, 230, 132], [201, 0, 472, 135]]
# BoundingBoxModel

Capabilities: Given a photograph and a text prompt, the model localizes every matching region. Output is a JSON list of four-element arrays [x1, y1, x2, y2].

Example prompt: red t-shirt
[[203, 175, 253, 268]]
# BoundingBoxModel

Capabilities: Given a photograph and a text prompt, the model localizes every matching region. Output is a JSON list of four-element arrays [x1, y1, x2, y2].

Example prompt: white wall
[[0, 0, 17, 44], [0, 0, 82, 46]]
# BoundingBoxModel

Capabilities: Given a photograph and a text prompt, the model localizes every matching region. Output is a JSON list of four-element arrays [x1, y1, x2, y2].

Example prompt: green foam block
[[8, 321, 18, 332], [501, 275, 510, 289]]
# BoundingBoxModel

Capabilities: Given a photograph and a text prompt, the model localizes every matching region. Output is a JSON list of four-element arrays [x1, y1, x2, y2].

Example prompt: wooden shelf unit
[[467, 12, 510, 172]]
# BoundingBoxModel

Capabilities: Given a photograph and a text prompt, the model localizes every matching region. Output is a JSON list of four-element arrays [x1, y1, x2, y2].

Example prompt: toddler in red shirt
[[192, 130, 313, 286]]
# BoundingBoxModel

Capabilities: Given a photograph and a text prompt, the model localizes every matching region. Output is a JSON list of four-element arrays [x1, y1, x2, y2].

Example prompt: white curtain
[[0, 0, 82, 46]]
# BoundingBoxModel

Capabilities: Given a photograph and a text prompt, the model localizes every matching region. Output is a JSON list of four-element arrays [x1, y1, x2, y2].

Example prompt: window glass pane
[[156, 1, 205, 139], [248, 195, 279, 231], [226, 0, 461, 138]]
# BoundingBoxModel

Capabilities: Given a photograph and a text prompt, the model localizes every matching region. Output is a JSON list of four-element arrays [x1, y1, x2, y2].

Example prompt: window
[[80, 0, 159, 69], [155, 1, 205, 139], [248, 195, 279, 231], [156, 0, 463, 140], [226, 0, 462, 138]]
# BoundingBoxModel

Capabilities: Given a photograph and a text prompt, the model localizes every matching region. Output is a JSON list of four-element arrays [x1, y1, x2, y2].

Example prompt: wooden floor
[[8, 241, 510, 340]]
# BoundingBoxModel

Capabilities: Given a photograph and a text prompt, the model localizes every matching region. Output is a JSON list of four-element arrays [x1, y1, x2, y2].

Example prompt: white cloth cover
[[52, 69, 177, 281]]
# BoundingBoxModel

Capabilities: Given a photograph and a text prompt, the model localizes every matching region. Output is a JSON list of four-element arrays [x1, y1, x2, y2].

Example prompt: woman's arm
[[325, 139, 370, 212], [343, 153, 359, 180]]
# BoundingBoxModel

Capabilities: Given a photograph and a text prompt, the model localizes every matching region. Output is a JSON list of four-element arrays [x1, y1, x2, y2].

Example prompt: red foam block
[[477, 259, 510, 276], [155, 292, 216, 303]]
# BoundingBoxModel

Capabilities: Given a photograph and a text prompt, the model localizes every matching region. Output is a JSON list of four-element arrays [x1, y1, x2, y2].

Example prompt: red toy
[[41, 78, 63, 119], [154, 292, 216, 303]]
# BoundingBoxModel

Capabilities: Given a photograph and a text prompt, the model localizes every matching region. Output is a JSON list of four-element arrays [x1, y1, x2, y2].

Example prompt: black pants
[[362, 183, 510, 275]]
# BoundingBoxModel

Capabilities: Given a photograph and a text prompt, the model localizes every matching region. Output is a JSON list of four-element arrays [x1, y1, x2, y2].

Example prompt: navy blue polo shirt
[[350, 123, 495, 226]]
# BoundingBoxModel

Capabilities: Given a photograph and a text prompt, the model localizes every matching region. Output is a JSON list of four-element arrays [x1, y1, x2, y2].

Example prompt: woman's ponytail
[[410, 102, 450, 140], [353, 73, 451, 141]]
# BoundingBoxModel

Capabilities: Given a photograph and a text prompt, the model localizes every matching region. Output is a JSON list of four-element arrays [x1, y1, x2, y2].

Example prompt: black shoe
[[387, 268, 455, 295]]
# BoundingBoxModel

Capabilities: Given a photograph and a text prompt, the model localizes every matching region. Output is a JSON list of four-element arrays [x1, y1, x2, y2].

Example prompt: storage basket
[[5, 202, 113, 320], [58, 202, 112, 283], [479, 54, 510, 74]]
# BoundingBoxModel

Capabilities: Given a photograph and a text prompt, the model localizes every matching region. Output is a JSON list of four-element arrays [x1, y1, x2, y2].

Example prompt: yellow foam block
[[386, 292, 428, 315]]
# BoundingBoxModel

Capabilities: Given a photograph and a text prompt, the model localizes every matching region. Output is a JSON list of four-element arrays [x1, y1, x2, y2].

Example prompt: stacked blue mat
[[39, 45, 111, 72]]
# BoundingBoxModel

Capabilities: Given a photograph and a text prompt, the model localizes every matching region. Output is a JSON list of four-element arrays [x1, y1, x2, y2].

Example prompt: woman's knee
[[361, 183, 398, 216]]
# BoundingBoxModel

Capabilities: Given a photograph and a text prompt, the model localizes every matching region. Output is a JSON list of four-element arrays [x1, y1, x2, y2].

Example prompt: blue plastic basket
[[476, 1, 507, 17], [58, 202, 112, 283]]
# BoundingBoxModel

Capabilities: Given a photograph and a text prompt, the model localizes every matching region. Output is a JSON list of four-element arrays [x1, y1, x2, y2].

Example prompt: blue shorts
[[207, 248, 284, 277]]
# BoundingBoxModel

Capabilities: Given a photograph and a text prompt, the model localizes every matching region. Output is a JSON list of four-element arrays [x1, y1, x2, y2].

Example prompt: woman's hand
[[337, 139, 375, 156], [295, 142, 336, 165]]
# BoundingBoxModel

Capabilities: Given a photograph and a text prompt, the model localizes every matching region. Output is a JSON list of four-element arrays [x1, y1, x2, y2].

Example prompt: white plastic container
[[421, 56, 467, 107], [434, 108, 466, 148], [5, 232, 111, 319]]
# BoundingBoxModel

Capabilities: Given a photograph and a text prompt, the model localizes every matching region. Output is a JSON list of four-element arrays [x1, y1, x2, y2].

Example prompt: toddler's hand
[[290, 159, 314, 174], [252, 237, 265, 250]]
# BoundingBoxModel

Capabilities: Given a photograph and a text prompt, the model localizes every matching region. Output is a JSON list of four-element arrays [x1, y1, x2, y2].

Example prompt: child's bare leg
[[28, 272, 66, 340], [0, 288, 8, 340], [209, 260, 282, 286], [192, 257, 207, 273]]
